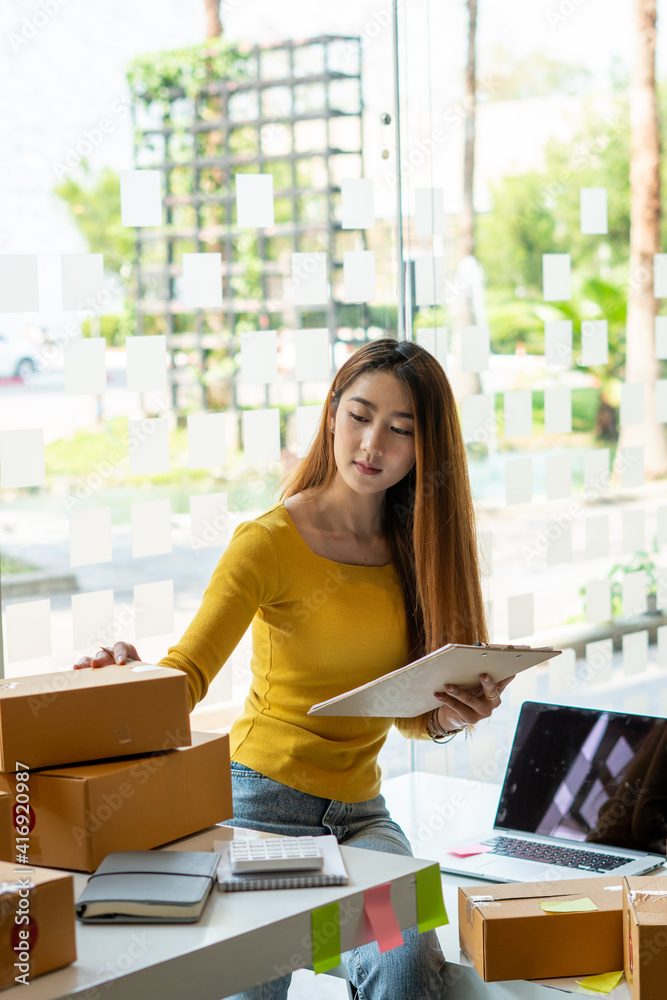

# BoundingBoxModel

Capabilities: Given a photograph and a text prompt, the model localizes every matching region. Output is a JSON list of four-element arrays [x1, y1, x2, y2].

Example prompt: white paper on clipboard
[[308, 643, 561, 718]]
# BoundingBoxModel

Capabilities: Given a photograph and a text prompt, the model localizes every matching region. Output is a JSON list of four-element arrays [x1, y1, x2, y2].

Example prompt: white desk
[[5, 824, 438, 1000], [382, 771, 631, 1000]]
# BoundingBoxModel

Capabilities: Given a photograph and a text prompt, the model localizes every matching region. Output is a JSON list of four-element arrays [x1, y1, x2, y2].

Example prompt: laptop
[[441, 701, 667, 882]]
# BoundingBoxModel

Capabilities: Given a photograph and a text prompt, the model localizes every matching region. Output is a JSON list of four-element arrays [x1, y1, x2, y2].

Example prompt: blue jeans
[[221, 761, 447, 1000]]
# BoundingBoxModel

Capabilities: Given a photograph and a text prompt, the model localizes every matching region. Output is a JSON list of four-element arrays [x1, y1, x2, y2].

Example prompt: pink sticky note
[[364, 882, 405, 954], [447, 844, 493, 858]]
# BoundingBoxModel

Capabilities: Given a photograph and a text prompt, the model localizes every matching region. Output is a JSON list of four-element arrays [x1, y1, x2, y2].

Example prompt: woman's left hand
[[433, 672, 514, 731]]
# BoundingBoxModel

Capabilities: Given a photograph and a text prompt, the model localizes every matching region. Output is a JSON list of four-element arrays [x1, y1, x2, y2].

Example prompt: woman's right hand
[[73, 641, 142, 670]]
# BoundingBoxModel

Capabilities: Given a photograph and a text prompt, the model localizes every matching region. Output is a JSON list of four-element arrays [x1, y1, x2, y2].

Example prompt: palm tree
[[620, 0, 667, 477]]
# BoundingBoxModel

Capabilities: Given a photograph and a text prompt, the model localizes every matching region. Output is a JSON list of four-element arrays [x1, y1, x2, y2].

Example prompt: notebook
[[308, 643, 560, 718], [214, 835, 348, 891], [76, 850, 220, 923], [440, 702, 667, 883]]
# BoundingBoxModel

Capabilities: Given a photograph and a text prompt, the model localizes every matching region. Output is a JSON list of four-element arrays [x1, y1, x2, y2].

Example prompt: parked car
[[0, 335, 39, 378]]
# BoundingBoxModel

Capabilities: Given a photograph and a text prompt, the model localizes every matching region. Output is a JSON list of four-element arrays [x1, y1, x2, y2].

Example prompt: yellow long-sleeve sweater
[[158, 500, 428, 802]]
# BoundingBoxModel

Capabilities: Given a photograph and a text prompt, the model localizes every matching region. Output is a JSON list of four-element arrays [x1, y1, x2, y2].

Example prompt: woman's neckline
[[279, 500, 392, 569]]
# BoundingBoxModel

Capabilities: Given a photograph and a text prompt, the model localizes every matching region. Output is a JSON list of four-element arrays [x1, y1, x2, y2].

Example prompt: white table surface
[[5, 823, 439, 1000], [381, 771, 631, 1000]]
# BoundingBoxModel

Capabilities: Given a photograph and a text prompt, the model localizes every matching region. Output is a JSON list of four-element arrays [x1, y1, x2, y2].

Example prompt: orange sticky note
[[448, 844, 493, 858], [364, 882, 405, 953]]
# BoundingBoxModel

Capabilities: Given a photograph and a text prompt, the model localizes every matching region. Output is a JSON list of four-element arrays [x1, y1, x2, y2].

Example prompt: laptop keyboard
[[484, 836, 632, 873]]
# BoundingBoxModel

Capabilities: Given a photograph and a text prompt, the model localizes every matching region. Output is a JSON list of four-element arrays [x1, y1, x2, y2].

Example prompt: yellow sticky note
[[575, 970, 624, 994], [539, 897, 598, 914]]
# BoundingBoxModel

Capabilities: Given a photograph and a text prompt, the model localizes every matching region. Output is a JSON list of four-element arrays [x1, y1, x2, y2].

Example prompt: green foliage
[[54, 166, 134, 276], [127, 36, 249, 101]]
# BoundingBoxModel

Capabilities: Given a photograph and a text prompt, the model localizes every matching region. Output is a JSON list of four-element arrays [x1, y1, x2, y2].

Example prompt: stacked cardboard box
[[623, 875, 667, 1000], [0, 665, 233, 872]]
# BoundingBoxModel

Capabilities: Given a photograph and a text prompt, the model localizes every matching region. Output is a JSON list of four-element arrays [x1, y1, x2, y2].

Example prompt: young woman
[[76, 338, 511, 999]]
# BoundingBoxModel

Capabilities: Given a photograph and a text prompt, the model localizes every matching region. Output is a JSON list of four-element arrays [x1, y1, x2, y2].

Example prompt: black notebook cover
[[76, 850, 220, 923]]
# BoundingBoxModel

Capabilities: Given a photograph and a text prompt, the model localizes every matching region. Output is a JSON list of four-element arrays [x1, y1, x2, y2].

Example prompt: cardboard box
[[0, 861, 76, 989], [459, 876, 625, 981], [0, 664, 190, 770], [624, 876, 667, 1000], [0, 732, 232, 872]]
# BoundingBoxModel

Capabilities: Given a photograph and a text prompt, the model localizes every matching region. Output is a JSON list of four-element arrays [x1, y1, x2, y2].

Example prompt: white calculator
[[230, 836, 324, 873]]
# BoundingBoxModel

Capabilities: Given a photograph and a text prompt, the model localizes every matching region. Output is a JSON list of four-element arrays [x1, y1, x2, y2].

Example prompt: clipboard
[[308, 643, 561, 718]]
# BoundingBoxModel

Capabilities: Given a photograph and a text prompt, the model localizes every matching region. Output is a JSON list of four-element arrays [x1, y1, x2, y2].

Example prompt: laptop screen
[[495, 702, 667, 856]]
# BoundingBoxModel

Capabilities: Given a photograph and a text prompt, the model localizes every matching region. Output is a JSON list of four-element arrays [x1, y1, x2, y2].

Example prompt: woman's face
[[331, 371, 416, 494]]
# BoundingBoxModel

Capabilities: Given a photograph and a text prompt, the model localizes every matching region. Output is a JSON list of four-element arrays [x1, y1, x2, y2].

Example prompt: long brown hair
[[279, 338, 488, 665]]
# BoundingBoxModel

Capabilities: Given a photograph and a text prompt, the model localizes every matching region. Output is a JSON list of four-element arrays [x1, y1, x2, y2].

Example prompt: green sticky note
[[575, 970, 624, 994], [539, 897, 598, 914], [415, 864, 449, 932], [311, 902, 341, 975]]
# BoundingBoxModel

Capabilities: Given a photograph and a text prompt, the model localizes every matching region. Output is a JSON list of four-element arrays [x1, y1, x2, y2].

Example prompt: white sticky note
[[658, 506, 667, 547], [623, 630, 648, 676], [508, 593, 533, 640], [546, 453, 571, 500], [295, 329, 330, 382], [461, 394, 493, 444], [548, 647, 576, 697], [655, 316, 667, 359], [182, 253, 222, 308], [505, 458, 532, 505], [64, 338, 106, 395], [415, 257, 446, 306], [547, 521, 572, 565], [240, 330, 278, 383], [131, 499, 172, 558], [126, 335, 168, 391], [415, 188, 445, 236], [120, 170, 162, 227], [586, 579, 611, 623], [235, 173, 275, 227], [580, 320, 608, 367], [187, 412, 227, 469], [243, 408, 281, 463], [71, 589, 114, 650], [461, 326, 490, 373], [129, 417, 169, 476], [624, 692, 649, 715], [580, 188, 608, 234], [190, 492, 229, 549], [134, 580, 174, 640], [61, 254, 104, 311], [545, 320, 572, 366], [5, 599, 51, 662], [296, 405, 323, 458], [478, 531, 492, 578], [544, 387, 571, 434], [341, 179, 375, 229], [343, 251, 376, 302], [504, 391, 532, 438], [659, 625, 667, 668], [622, 510, 645, 553], [620, 446, 645, 489], [0, 429, 45, 489], [543, 253, 571, 301], [655, 379, 667, 423], [584, 449, 610, 496], [620, 383, 644, 426], [70, 507, 112, 567], [0, 255, 39, 312], [623, 570, 646, 616], [415, 327, 448, 367], [291, 252, 328, 306], [585, 516, 610, 560], [586, 638, 613, 685], [654, 254, 667, 298]]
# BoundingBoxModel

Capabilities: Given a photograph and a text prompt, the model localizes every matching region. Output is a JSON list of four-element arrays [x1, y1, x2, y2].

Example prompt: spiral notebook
[[214, 835, 348, 891]]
